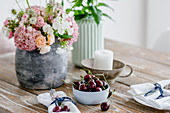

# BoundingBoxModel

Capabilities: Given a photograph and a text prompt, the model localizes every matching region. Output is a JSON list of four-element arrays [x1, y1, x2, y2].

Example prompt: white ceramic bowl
[[73, 86, 109, 105]]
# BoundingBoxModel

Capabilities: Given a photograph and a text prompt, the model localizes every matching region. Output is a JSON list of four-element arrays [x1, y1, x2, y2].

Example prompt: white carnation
[[66, 46, 73, 51], [40, 45, 51, 54], [43, 24, 53, 35], [54, 16, 61, 22], [61, 21, 70, 30], [62, 13, 68, 20], [58, 26, 65, 35], [52, 21, 60, 30], [1, 27, 8, 35], [27, 26, 32, 32], [47, 28, 54, 35], [43, 24, 51, 32], [67, 28, 74, 35], [56, 48, 64, 54], [29, 17, 37, 24]]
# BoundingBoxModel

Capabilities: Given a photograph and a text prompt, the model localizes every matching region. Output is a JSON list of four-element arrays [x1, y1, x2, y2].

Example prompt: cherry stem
[[95, 74, 108, 83], [61, 79, 76, 86], [107, 89, 116, 102], [80, 69, 92, 75], [80, 75, 84, 82], [85, 79, 93, 86]]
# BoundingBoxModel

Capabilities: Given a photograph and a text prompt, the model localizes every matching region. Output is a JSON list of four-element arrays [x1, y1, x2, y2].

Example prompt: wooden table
[[0, 39, 170, 113]]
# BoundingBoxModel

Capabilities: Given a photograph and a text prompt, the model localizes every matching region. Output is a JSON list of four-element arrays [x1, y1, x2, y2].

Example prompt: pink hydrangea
[[14, 27, 41, 51]]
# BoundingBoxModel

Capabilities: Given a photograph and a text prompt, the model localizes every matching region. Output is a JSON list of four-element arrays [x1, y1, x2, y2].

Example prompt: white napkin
[[128, 80, 170, 110], [37, 91, 81, 113]]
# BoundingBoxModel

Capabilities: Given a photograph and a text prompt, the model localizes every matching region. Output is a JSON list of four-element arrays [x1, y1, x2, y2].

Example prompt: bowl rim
[[72, 85, 110, 94], [81, 58, 125, 71]]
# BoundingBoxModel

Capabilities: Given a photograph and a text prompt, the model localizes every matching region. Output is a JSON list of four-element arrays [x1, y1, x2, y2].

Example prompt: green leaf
[[74, 10, 85, 15], [61, 0, 64, 6], [59, 34, 73, 39], [91, 6, 102, 25], [102, 13, 115, 22], [66, 8, 72, 14], [74, 14, 88, 20], [87, 0, 91, 6], [87, 0, 93, 6], [72, 0, 83, 8], [96, 3, 114, 12]]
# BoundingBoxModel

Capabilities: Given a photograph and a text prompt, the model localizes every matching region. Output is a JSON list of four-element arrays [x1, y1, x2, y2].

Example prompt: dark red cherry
[[91, 75, 96, 79], [88, 81, 96, 89], [84, 74, 91, 82], [96, 87, 102, 92], [95, 80, 103, 87], [80, 84, 88, 91], [53, 106, 62, 112], [102, 81, 107, 86], [101, 102, 110, 111], [73, 81, 80, 90], [104, 84, 109, 89], [62, 106, 70, 112]]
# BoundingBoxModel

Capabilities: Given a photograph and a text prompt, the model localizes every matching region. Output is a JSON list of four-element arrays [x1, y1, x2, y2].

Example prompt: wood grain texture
[[0, 39, 170, 113]]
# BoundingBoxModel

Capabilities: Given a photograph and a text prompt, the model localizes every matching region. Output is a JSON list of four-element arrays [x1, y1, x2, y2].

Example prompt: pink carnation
[[36, 16, 46, 27], [4, 19, 9, 26], [22, 14, 29, 21], [9, 31, 13, 39], [14, 27, 41, 51]]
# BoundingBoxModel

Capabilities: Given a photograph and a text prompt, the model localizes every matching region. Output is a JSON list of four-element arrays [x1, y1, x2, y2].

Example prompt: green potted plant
[[66, 0, 115, 67]]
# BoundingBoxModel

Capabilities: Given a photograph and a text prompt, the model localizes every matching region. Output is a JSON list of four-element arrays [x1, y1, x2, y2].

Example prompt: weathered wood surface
[[0, 39, 170, 113]]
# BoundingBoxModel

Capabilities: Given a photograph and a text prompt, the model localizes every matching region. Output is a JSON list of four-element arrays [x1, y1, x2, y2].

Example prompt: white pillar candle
[[93, 50, 114, 70]]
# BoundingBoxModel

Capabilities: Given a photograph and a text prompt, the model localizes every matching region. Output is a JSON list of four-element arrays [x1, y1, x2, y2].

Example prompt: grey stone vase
[[15, 40, 67, 89]]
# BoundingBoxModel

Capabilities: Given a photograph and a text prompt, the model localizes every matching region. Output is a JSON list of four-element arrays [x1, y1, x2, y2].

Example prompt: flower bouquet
[[3, 0, 79, 54], [2, 0, 79, 89]]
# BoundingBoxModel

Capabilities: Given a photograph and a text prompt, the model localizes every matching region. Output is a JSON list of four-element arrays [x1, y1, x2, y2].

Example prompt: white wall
[[101, 0, 146, 47], [146, 0, 170, 49]]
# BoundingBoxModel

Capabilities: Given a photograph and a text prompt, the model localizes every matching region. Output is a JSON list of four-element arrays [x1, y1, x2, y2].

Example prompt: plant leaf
[[72, 0, 83, 8], [87, 0, 91, 6], [59, 34, 73, 39], [74, 14, 88, 20], [66, 8, 72, 14], [91, 6, 102, 25], [96, 3, 114, 12], [87, 0, 93, 5], [61, 0, 64, 6], [102, 13, 115, 22]]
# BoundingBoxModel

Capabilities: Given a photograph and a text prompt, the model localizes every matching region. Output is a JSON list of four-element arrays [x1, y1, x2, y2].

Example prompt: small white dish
[[73, 86, 109, 105]]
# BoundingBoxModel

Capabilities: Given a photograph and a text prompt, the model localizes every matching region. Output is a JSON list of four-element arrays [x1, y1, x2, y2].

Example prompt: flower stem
[[15, 0, 22, 10], [26, 0, 30, 8]]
